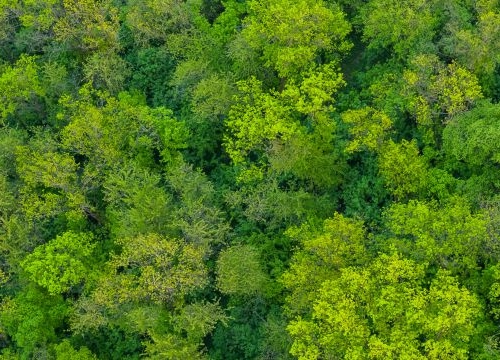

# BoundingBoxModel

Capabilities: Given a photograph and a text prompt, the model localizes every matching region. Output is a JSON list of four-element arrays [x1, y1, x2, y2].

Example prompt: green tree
[[125, 0, 197, 45], [0, 285, 69, 358], [383, 199, 494, 277], [359, 0, 439, 58], [242, 0, 351, 78], [225, 63, 346, 187], [87, 233, 207, 308], [0, 0, 18, 57], [70, 233, 222, 360], [103, 164, 173, 239], [216, 245, 269, 296], [14, 130, 87, 236], [165, 163, 229, 248], [443, 101, 500, 167], [0, 55, 44, 126], [20, 231, 95, 295], [342, 107, 393, 153], [403, 55, 483, 145], [442, 0, 500, 96], [52, 340, 96, 360], [83, 50, 131, 95], [281, 213, 368, 316], [144, 302, 226, 359], [59, 86, 188, 173], [378, 139, 428, 200], [53, 0, 120, 53], [288, 253, 483, 360]]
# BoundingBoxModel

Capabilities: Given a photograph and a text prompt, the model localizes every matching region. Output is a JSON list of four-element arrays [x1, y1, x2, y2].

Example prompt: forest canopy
[[1, 0, 500, 359]]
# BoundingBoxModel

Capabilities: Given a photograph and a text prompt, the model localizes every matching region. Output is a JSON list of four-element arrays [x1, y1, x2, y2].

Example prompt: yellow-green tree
[[288, 253, 483, 360], [242, 0, 351, 78]]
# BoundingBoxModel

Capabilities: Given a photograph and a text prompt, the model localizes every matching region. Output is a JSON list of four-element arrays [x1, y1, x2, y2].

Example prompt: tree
[[143, 302, 227, 359], [53, 0, 120, 53], [0, 0, 18, 56], [103, 163, 173, 239], [281, 213, 368, 316], [0, 285, 69, 358], [9, 0, 60, 55], [14, 130, 87, 236], [88, 233, 207, 307], [242, 0, 351, 78], [70, 233, 223, 360], [216, 245, 268, 296], [20, 231, 95, 295], [186, 73, 236, 168], [287, 253, 483, 360], [342, 107, 393, 153], [165, 163, 229, 248], [83, 50, 131, 95], [225, 76, 297, 170], [52, 340, 97, 360], [441, 0, 500, 96], [59, 86, 188, 174], [0, 55, 45, 126], [3, 0, 500, 358], [443, 101, 500, 167], [359, 0, 439, 58], [223, 176, 333, 235], [125, 0, 197, 45], [383, 198, 494, 277], [403, 55, 483, 145], [378, 139, 428, 200], [225, 63, 346, 187], [0, 128, 28, 267]]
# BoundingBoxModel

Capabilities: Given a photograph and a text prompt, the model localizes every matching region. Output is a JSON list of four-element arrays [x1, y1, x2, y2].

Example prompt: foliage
[[382, 199, 494, 277], [21, 231, 95, 294], [288, 253, 483, 360], [225, 63, 346, 186], [96, 233, 208, 306], [242, 0, 351, 78], [0, 285, 69, 358], [282, 213, 368, 316], [342, 107, 392, 153], [52, 340, 96, 360], [443, 100, 500, 166], [216, 244, 268, 296], [360, 0, 439, 57], [2, 0, 500, 359], [0, 55, 44, 125], [378, 139, 428, 200]]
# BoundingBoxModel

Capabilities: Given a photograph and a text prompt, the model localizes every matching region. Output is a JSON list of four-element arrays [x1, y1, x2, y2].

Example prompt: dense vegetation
[[1, 0, 500, 358]]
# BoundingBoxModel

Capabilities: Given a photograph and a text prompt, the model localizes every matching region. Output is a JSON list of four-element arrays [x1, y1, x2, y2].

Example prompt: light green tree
[[0, 55, 44, 124], [53, 0, 119, 53], [403, 55, 483, 144], [242, 0, 351, 78], [225, 63, 346, 187], [59, 86, 188, 173], [91, 233, 208, 307], [383, 199, 491, 276], [20, 231, 95, 294], [378, 139, 428, 200], [442, 0, 500, 95], [125, 0, 198, 45], [288, 253, 483, 360], [342, 107, 393, 153], [52, 340, 96, 360], [281, 213, 368, 316], [360, 0, 439, 57]]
